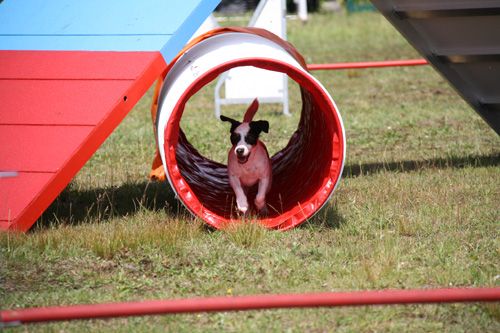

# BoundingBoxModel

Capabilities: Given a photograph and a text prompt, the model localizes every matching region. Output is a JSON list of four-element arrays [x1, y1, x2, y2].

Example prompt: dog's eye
[[230, 133, 240, 145], [245, 133, 257, 145]]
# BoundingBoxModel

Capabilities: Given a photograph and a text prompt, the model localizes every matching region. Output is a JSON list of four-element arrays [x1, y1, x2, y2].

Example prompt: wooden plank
[[0, 51, 166, 231], [0, 125, 93, 172], [0, 51, 160, 80], [0, 35, 171, 53], [0, 172, 54, 223], [0, 80, 133, 125], [0, 0, 209, 35], [0, 0, 220, 59]]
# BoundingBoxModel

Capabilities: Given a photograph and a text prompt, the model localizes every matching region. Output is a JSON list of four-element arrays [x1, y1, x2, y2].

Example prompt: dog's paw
[[238, 205, 248, 214], [258, 205, 269, 216], [236, 197, 249, 214], [254, 196, 266, 210]]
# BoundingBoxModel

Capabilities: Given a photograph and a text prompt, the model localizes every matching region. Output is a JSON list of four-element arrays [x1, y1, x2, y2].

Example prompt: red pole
[[307, 58, 428, 71], [1, 288, 499, 325]]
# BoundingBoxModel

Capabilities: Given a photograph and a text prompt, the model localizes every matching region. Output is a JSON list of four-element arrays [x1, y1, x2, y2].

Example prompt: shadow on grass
[[343, 153, 499, 178], [35, 180, 186, 229], [302, 204, 346, 230], [35, 153, 498, 229]]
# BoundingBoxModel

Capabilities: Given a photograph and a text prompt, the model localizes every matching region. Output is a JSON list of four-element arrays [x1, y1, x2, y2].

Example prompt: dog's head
[[220, 115, 269, 164]]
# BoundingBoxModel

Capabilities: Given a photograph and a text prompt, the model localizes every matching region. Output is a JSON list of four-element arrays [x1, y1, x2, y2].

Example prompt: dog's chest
[[228, 144, 270, 187], [237, 163, 263, 184]]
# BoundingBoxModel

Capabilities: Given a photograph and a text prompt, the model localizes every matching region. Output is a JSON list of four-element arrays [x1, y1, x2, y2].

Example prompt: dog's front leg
[[255, 176, 270, 212], [229, 175, 248, 214]]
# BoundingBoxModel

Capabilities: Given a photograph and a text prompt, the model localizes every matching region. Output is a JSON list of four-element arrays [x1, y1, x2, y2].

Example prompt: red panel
[[0, 80, 132, 125], [0, 51, 160, 80], [0, 125, 93, 172], [0, 172, 54, 223], [0, 51, 167, 231]]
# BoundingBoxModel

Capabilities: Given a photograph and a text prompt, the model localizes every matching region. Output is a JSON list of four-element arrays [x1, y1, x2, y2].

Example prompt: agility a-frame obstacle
[[371, 0, 500, 135], [0, 0, 220, 231]]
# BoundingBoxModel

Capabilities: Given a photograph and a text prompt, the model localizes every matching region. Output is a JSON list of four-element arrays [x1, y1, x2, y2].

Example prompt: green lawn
[[1, 11, 499, 332]]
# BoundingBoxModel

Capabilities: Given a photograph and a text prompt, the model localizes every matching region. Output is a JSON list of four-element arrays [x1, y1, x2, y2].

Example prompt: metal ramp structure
[[0, 0, 220, 231], [371, 0, 500, 135]]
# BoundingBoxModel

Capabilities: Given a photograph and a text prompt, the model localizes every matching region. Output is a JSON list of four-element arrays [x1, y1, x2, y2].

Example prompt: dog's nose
[[236, 147, 245, 155]]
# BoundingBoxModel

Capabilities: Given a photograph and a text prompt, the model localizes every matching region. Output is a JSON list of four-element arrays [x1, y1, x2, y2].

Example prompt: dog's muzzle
[[235, 145, 250, 163]]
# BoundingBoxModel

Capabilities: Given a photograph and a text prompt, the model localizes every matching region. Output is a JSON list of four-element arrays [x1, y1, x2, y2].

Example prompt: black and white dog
[[220, 99, 272, 214]]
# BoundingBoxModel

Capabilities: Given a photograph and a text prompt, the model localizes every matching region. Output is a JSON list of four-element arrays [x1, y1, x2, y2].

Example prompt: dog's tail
[[243, 98, 259, 123]]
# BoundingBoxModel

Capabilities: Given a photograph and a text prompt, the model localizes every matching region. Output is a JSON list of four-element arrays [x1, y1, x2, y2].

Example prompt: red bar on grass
[[307, 58, 428, 71], [1, 288, 499, 325]]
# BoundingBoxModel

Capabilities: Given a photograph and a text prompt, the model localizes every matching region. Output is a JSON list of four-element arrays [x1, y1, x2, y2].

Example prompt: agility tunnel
[[155, 27, 345, 230]]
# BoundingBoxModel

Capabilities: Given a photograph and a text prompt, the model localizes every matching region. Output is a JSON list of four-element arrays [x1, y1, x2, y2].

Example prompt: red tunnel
[[156, 28, 345, 230]]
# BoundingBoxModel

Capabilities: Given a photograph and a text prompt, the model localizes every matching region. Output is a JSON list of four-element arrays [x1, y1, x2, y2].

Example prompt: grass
[[1, 10, 500, 332]]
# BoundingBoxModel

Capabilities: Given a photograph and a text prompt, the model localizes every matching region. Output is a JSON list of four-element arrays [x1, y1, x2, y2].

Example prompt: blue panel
[[160, 0, 220, 62], [0, 0, 220, 58], [0, 35, 171, 52]]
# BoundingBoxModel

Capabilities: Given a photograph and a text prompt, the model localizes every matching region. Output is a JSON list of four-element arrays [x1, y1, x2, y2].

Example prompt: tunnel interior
[[162, 59, 344, 229]]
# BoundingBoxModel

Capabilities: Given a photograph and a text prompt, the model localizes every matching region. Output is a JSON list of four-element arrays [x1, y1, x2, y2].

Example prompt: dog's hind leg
[[255, 177, 270, 213]]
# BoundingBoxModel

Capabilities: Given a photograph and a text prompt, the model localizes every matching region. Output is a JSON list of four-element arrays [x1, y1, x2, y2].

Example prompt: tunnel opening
[[156, 28, 345, 229]]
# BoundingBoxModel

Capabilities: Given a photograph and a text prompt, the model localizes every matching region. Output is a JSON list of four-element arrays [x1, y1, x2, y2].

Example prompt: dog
[[220, 99, 272, 215]]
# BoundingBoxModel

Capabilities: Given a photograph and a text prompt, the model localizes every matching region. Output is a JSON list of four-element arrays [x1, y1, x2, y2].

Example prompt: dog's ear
[[250, 120, 269, 134], [220, 115, 241, 132]]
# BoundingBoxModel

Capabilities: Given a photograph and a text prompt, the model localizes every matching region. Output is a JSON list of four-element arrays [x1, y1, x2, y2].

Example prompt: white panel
[[217, 0, 289, 115], [225, 68, 286, 100]]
